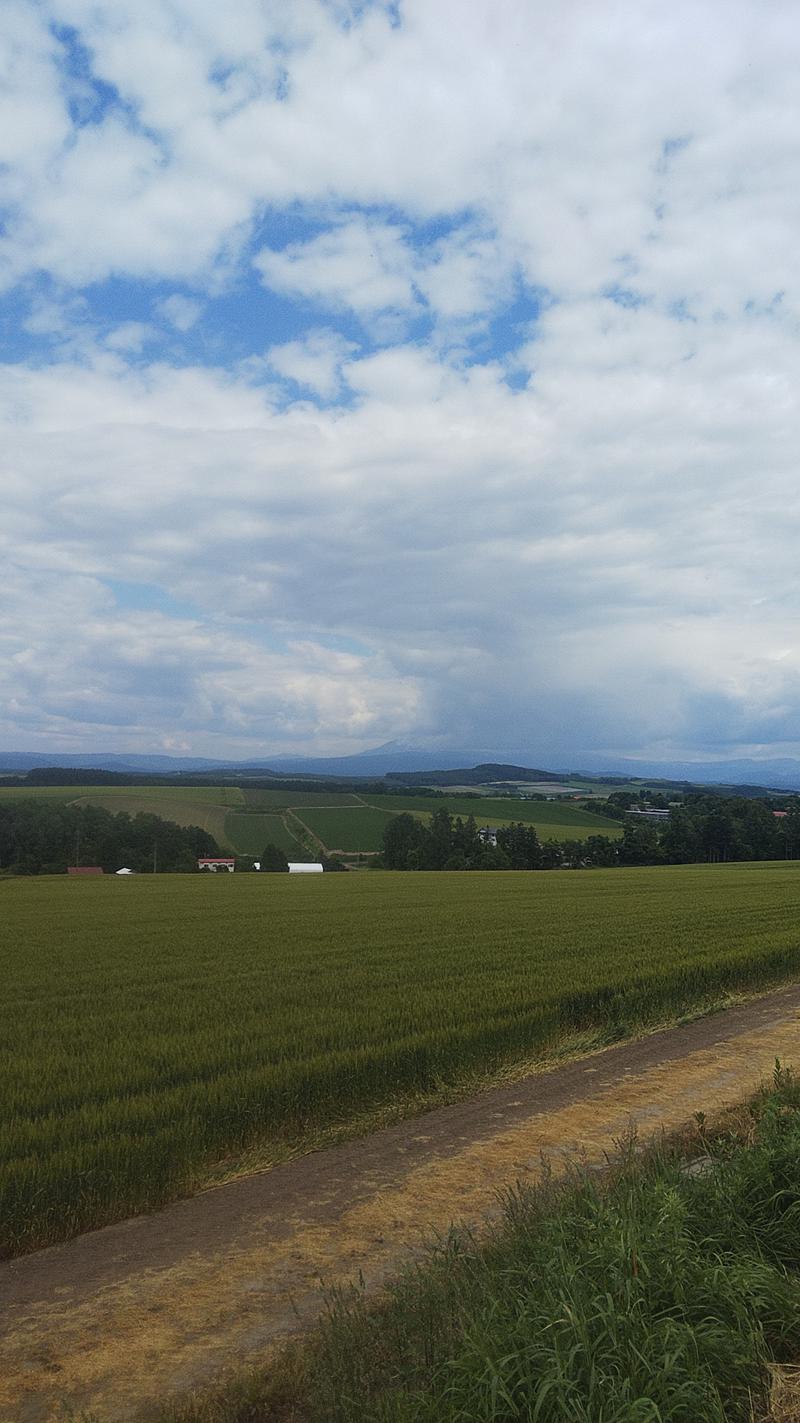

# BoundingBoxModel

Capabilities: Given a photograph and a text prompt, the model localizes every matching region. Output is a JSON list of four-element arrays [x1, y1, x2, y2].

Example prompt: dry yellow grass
[[757, 1365, 800, 1423]]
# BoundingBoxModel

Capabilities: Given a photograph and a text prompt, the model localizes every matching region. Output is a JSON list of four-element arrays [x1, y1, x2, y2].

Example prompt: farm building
[[478, 827, 498, 847], [198, 857, 236, 873], [288, 862, 324, 874], [67, 866, 103, 876]]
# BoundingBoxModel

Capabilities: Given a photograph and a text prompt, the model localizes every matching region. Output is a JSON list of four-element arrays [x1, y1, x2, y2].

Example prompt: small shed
[[288, 862, 324, 874], [67, 866, 104, 876]]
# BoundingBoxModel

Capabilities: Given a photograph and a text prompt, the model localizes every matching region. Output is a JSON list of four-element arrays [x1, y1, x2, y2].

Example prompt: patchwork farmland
[[4, 861, 800, 1256], [0, 781, 622, 858]]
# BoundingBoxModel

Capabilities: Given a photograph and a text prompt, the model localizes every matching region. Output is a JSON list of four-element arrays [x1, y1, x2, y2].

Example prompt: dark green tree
[[474, 844, 511, 870], [381, 813, 427, 870], [496, 822, 542, 869], [451, 814, 482, 863], [583, 834, 618, 867], [619, 823, 662, 866], [661, 809, 702, 864], [422, 807, 454, 870], [260, 843, 289, 872]]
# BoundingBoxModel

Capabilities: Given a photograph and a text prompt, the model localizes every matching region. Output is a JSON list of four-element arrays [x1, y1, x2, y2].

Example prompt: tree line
[[379, 797, 800, 871], [0, 800, 220, 875]]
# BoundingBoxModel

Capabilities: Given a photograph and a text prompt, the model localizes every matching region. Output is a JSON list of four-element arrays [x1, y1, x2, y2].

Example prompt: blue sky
[[2, 0, 800, 762]]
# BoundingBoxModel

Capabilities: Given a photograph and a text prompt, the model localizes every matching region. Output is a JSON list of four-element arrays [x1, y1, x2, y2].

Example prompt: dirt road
[[4, 983, 800, 1423]]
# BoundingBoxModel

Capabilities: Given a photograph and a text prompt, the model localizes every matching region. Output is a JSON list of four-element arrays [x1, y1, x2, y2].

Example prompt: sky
[[2, 0, 800, 765]]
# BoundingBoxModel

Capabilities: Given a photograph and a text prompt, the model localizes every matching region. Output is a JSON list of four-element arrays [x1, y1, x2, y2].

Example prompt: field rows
[[293, 805, 396, 852], [223, 812, 303, 856], [3, 863, 800, 1254]]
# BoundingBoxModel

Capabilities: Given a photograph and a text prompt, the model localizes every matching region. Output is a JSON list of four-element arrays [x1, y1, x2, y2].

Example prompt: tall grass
[[3, 864, 800, 1255], [159, 1069, 800, 1423], [287, 1068, 800, 1422]]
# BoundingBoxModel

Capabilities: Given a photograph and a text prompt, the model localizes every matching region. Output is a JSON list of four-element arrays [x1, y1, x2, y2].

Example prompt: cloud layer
[[1, 0, 799, 760]]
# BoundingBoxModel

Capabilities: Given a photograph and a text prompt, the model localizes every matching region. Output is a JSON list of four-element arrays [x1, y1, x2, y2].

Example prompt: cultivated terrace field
[[4, 862, 800, 1255]]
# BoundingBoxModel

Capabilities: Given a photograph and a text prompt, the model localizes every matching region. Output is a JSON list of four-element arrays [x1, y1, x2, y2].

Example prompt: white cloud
[[415, 228, 517, 323], [255, 219, 419, 319], [2, 0, 798, 329], [3, 1, 800, 757], [0, 560, 422, 755], [255, 218, 519, 337], [156, 294, 203, 331], [266, 329, 357, 398], [4, 304, 800, 758], [105, 322, 155, 352], [0, 3, 69, 172]]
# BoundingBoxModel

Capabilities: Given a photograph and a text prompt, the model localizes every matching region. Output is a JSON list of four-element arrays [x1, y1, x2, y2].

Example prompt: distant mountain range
[[3, 743, 800, 790], [0, 745, 457, 776], [565, 755, 800, 791], [385, 764, 568, 787]]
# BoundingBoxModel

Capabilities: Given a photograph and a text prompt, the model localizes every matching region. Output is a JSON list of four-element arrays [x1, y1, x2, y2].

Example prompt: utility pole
[[152, 839, 158, 874]]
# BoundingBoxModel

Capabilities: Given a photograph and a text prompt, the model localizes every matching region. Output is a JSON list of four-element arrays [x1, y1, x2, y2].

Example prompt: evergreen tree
[[260, 844, 289, 872], [382, 813, 426, 869], [423, 807, 455, 870]]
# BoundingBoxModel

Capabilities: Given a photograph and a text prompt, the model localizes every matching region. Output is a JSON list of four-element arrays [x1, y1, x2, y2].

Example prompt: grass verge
[[152, 1064, 800, 1423]]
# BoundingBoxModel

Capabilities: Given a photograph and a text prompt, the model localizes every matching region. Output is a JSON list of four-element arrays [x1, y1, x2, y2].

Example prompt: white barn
[[288, 862, 324, 874]]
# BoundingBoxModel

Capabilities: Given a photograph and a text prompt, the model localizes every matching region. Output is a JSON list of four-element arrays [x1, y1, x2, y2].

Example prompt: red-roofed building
[[773, 810, 789, 819], [198, 857, 236, 873], [67, 866, 104, 876]]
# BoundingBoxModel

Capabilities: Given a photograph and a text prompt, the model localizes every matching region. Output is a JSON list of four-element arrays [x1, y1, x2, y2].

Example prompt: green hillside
[[224, 812, 303, 856], [364, 793, 622, 839]]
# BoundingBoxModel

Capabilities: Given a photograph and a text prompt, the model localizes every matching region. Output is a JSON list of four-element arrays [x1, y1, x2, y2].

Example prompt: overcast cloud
[[2, 0, 799, 762]]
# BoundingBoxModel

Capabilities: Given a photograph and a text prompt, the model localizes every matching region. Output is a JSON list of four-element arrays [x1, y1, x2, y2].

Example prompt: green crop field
[[3, 863, 800, 1255], [294, 805, 398, 851], [0, 785, 97, 801], [364, 793, 623, 838], [224, 812, 303, 856], [242, 789, 365, 810]]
